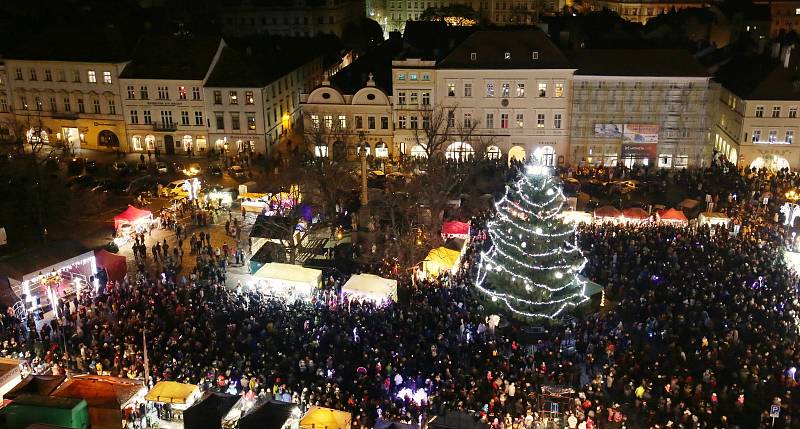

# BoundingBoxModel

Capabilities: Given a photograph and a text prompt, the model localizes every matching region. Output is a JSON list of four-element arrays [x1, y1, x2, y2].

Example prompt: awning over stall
[[93, 249, 127, 282], [113, 206, 153, 230], [342, 274, 397, 302], [422, 247, 462, 276], [145, 381, 198, 404], [299, 406, 351, 429], [184, 391, 239, 429]]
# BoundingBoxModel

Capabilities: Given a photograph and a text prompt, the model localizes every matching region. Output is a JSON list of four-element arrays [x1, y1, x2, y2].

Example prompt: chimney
[[771, 42, 781, 59]]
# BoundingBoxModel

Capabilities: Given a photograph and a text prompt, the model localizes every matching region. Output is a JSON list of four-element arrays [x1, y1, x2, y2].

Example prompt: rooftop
[[0, 26, 131, 63], [120, 35, 222, 80], [330, 37, 403, 94], [572, 49, 710, 77], [715, 54, 800, 100], [9, 394, 84, 410], [0, 240, 91, 281], [206, 36, 335, 88], [399, 21, 476, 62], [437, 29, 571, 69]]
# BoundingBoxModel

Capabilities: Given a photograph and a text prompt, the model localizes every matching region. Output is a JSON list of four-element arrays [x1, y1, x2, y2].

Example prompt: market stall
[[0, 240, 98, 327], [0, 358, 23, 400], [422, 247, 462, 277], [299, 406, 351, 429], [52, 375, 145, 429], [440, 221, 470, 241], [225, 399, 300, 429], [93, 249, 127, 284], [184, 392, 239, 429], [0, 394, 89, 429], [252, 263, 321, 301], [593, 206, 622, 222], [698, 212, 731, 228], [239, 193, 270, 213], [4, 374, 66, 399], [657, 208, 688, 225], [622, 207, 650, 223], [145, 380, 200, 426], [341, 274, 398, 303], [557, 210, 593, 225], [113, 205, 153, 232]]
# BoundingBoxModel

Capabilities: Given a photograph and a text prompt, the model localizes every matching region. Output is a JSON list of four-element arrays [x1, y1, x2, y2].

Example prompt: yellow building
[[713, 49, 800, 171]]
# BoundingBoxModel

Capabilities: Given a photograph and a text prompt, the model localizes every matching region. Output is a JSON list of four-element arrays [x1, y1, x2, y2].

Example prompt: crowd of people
[[1, 161, 799, 429]]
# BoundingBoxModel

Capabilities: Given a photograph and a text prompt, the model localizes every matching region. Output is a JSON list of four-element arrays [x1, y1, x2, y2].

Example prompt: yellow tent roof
[[300, 406, 352, 429], [424, 247, 461, 267], [145, 381, 198, 404]]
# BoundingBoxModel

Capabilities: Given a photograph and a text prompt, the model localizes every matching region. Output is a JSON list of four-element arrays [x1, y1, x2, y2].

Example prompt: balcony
[[153, 122, 177, 132]]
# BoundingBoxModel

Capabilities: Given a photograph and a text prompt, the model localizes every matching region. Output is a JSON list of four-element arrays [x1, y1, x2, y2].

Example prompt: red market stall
[[658, 208, 689, 225], [593, 206, 622, 221], [113, 206, 153, 231], [93, 250, 127, 282], [622, 207, 650, 222], [441, 221, 470, 240]]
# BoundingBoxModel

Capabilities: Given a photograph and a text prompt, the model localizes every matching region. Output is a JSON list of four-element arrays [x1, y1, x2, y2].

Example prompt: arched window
[[195, 136, 207, 151], [375, 141, 389, 158], [98, 130, 120, 147], [315, 143, 329, 157], [486, 145, 502, 160], [410, 145, 427, 158], [533, 145, 555, 166], [357, 142, 371, 156], [445, 141, 474, 161], [750, 155, 790, 172], [27, 127, 49, 144], [144, 135, 156, 151], [182, 135, 193, 151], [508, 145, 526, 164], [131, 135, 143, 151]]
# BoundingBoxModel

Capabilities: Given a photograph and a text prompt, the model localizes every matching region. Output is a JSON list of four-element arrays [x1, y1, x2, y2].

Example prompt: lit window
[[470, 52, 477, 61], [338, 115, 347, 129], [398, 73, 406, 80], [502, 83, 510, 97], [796, 7, 800, 14], [229, 91, 238, 104], [311, 114, 320, 129], [178, 86, 187, 100], [537, 113, 545, 128], [532, 51, 539, 60], [410, 73, 418, 80], [516, 83, 525, 97], [516, 113, 524, 128], [447, 83, 455, 97], [504, 52, 511, 60], [103, 71, 112, 84], [88, 70, 96, 83], [555, 83, 564, 98], [245, 91, 255, 104], [248, 113, 257, 130], [538, 82, 547, 97], [486, 82, 494, 97]]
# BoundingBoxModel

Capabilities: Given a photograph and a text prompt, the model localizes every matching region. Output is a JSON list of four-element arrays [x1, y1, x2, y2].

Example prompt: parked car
[[228, 165, 246, 178], [125, 175, 157, 195], [113, 161, 130, 175], [161, 179, 188, 197], [67, 174, 96, 188], [182, 163, 202, 176], [67, 158, 85, 175], [155, 162, 169, 174]]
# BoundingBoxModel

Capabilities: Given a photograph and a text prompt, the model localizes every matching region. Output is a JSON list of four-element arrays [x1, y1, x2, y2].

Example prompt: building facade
[[758, 0, 800, 36], [714, 51, 800, 170], [204, 46, 326, 156], [391, 30, 574, 165], [0, 63, 14, 142], [120, 36, 224, 155], [385, 0, 562, 33], [221, 0, 366, 38], [570, 50, 713, 168], [301, 76, 395, 159], [4, 59, 128, 152], [589, 0, 709, 23]]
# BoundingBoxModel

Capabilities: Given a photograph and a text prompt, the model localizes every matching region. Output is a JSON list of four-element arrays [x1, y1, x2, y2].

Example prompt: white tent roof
[[253, 263, 322, 285], [342, 274, 398, 302]]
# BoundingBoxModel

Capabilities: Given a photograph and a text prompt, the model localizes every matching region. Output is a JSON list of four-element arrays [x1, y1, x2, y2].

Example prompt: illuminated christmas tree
[[475, 165, 589, 320]]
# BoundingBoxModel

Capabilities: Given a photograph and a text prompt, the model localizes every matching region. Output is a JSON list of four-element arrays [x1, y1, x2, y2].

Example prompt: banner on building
[[594, 124, 623, 138], [621, 124, 659, 159]]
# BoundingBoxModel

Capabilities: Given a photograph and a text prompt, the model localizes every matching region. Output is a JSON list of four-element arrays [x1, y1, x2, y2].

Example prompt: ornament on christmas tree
[[474, 164, 589, 320]]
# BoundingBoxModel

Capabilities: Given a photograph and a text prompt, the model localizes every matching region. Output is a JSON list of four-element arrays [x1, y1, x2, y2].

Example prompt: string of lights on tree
[[474, 164, 589, 320]]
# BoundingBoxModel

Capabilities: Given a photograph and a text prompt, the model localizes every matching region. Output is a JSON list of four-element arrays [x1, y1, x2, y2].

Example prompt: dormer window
[[532, 51, 539, 60], [470, 52, 477, 61], [504, 52, 511, 60]]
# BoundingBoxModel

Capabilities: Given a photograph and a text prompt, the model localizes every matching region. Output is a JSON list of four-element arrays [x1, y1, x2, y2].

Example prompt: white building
[[3, 54, 128, 152], [120, 35, 224, 155], [393, 29, 575, 164], [570, 50, 713, 168], [204, 44, 326, 156], [0, 62, 14, 142]]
